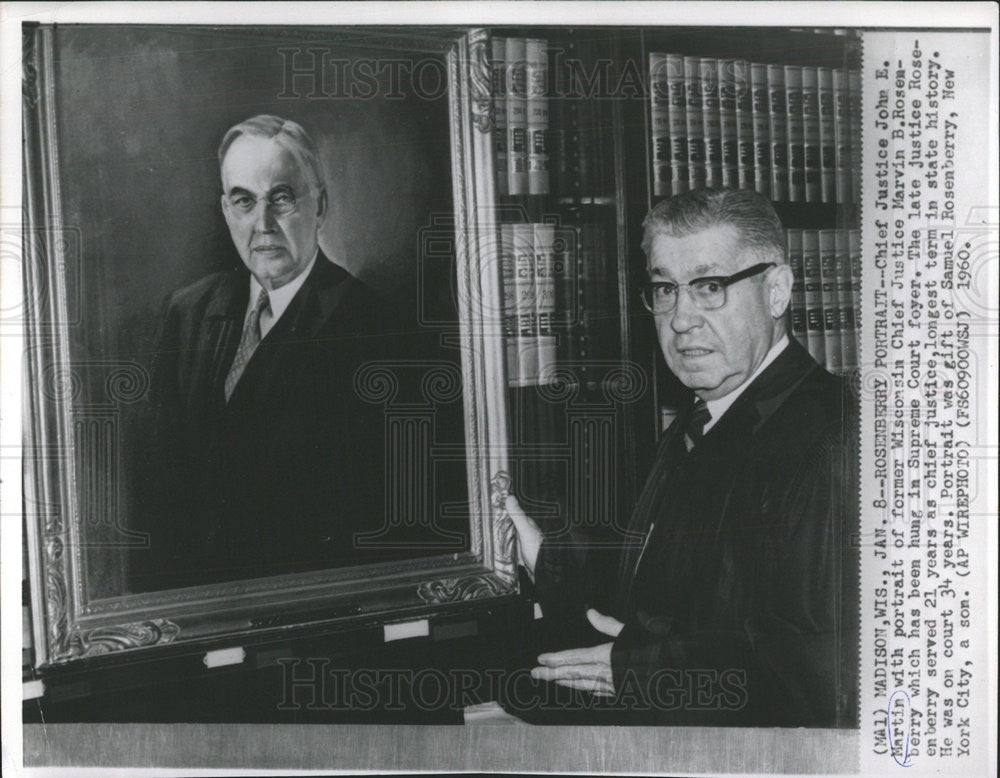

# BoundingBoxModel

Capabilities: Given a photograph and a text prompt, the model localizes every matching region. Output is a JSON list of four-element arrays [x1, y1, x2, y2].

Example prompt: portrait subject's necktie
[[224, 288, 270, 401], [684, 397, 711, 451]]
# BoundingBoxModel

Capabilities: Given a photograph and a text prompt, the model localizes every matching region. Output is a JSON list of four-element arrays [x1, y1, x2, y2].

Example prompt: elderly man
[[507, 188, 858, 726], [134, 115, 389, 589]]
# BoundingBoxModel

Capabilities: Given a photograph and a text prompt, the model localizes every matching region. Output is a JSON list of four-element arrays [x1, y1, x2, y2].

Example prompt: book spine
[[500, 224, 518, 385], [818, 67, 836, 203], [834, 229, 857, 370], [701, 57, 723, 189], [666, 54, 689, 194], [549, 51, 565, 196], [801, 230, 826, 365], [733, 60, 754, 190], [649, 53, 672, 197], [593, 221, 612, 359], [832, 68, 851, 204], [801, 66, 821, 203], [787, 228, 808, 350], [505, 38, 529, 196], [718, 59, 739, 188], [562, 96, 582, 197], [579, 221, 610, 361], [595, 94, 614, 195], [492, 38, 508, 196], [553, 222, 575, 363], [526, 38, 550, 195], [818, 229, 842, 371], [750, 62, 771, 198], [684, 56, 706, 190], [533, 223, 558, 381], [849, 69, 861, 203], [849, 228, 861, 362], [577, 222, 595, 362], [512, 222, 539, 385], [567, 224, 584, 363], [767, 64, 788, 201], [576, 96, 597, 193], [784, 65, 805, 202]]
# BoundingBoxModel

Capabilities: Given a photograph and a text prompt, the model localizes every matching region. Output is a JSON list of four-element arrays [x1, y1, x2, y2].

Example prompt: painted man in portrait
[[133, 115, 392, 590]]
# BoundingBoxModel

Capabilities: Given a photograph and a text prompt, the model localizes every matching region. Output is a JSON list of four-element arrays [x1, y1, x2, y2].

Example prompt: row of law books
[[500, 220, 615, 386], [492, 37, 614, 198], [788, 228, 860, 373], [649, 53, 861, 203], [493, 37, 550, 197]]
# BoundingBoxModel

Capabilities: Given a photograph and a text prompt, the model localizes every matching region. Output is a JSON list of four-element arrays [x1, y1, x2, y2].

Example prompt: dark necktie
[[684, 397, 711, 451], [225, 288, 270, 401]]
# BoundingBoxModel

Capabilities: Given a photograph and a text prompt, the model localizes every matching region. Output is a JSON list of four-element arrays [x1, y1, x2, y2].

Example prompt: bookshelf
[[486, 26, 862, 540], [488, 29, 637, 565], [636, 27, 862, 440]]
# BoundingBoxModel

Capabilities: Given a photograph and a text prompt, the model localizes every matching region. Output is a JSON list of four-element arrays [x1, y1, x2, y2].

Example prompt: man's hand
[[504, 495, 543, 579], [530, 609, 625, 697]]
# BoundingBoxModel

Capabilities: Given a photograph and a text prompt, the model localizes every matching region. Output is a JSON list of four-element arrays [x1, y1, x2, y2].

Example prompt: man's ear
[[316, 187, 328, 221], [768, 263, 794, 319]]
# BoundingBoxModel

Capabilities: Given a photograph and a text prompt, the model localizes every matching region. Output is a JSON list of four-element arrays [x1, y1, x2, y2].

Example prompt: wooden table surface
[[24, 722, 859, 773]]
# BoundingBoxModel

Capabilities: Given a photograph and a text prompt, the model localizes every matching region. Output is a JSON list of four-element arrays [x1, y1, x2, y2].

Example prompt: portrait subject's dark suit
[[533, 339, 859, 726], [134, 254, 393, 590]]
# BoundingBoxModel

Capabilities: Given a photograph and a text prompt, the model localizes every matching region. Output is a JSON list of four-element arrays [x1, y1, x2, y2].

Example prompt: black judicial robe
[[533, 340, 860, 726]]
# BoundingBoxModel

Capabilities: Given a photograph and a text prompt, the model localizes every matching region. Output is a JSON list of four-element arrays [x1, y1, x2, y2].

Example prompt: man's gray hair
[[218, 114, 324, 190], [641, 188, 786, 262]]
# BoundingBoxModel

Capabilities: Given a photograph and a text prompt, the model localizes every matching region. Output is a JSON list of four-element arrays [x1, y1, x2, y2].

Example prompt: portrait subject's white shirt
[[246, 249, 317, 339], [702, 335, 789, 433]]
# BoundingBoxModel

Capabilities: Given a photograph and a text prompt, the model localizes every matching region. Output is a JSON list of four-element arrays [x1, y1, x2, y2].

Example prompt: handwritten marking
[[886, 689, 913, 767]]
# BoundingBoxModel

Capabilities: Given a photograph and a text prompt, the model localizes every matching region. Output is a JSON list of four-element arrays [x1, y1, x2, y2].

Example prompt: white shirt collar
[[702, 335, 789, 432], [248, 249, 318, 338]]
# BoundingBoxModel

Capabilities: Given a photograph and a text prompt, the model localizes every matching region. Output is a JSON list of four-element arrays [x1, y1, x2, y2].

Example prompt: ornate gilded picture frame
[[22, 24, 517, 666]]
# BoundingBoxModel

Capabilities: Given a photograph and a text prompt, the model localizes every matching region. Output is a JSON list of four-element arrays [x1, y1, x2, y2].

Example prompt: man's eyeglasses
[[226, 188, 305, 217], [640, 262, 776, 314]]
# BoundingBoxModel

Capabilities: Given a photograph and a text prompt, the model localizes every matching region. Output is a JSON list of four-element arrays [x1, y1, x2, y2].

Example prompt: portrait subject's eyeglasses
[[226, 188, 307, 217], [640, 262, 776, 314]]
